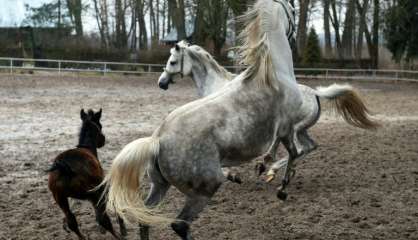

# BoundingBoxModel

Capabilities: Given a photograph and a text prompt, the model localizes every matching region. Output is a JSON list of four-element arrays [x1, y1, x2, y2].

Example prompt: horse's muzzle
[[159, 81, 169, 90]]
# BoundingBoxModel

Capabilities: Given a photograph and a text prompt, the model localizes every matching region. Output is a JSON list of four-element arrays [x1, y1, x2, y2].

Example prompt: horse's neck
[[77, 131, 98, 157], [268, 28, 302, 108], [190, 63, 231, 97]]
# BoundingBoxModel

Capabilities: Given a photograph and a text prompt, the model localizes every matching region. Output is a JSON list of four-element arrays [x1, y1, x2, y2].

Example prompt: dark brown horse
[[47, 109, 126, 240]]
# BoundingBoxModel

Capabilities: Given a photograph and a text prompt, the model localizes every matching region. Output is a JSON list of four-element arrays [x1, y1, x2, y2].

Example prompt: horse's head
[[80, 108, 105, 148], [158, 41, 192, 90]]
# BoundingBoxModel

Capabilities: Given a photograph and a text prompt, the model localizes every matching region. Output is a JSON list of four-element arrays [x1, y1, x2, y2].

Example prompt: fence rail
[[0, 57, 417, 82]]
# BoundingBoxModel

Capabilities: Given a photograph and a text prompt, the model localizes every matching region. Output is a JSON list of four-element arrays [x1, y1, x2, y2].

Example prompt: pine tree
[[302, 28, 322, 66]]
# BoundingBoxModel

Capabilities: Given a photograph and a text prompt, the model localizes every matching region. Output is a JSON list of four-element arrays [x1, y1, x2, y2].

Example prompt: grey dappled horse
[[102, 0, 379, 239], [159, 40, 380, 190]]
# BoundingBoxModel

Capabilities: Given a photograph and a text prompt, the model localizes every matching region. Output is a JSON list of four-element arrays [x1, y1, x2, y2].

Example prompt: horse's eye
[[170, 61, 177, 65]]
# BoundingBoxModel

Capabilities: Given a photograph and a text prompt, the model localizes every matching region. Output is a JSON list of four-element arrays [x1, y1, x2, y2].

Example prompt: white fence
[[0, 57, 417, 82]]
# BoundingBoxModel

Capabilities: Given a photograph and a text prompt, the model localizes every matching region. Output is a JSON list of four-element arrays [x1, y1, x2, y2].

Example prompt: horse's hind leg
[[117, 216, 127, 238], [91, 199, 120, 239], [172, 193, 220, 240], [54, 195, 85, 240], [139, 168, 171, 240]]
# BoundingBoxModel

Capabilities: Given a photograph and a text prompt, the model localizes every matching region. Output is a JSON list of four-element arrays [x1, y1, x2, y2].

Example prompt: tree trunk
[[168, 0, 186, 40], [115, 0, 128, 48], [323, 0, 332, 58], [162, 0, 166, 38], [93, 0, 105, 47], [296, 0, 310, 58], [355, 0, 369, 64], [66, 0, 83, 37], [330, 0, 343, 59], [341, 0, 355, 59], [136, 0, 148, 49], [371, 0, 379, 68], [155, 0, 160, 42], [194, 0, 207, 45]]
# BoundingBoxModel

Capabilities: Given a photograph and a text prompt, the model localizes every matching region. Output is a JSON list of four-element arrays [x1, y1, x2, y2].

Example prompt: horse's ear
[[95, 108, 102, 120], [175, 44, 180, 51], [80, 109, 87, 120]]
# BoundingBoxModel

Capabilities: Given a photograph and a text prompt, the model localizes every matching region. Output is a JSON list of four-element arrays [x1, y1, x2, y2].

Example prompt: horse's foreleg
[[258, 136, 282, 176], [276, 132, 299, 201]]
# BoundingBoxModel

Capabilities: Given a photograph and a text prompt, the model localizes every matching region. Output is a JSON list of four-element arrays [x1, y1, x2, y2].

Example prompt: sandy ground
[[0, 74, 417, 240]]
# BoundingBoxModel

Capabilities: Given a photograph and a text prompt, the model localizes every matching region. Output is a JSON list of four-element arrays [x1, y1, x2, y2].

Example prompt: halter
[[164, 46, 185, 79], [273, 0, 296, 41]]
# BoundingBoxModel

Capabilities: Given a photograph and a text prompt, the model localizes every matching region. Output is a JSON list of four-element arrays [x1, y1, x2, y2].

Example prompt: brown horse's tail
[[314, 84, 381, 130], [45, 161, 75, 177]]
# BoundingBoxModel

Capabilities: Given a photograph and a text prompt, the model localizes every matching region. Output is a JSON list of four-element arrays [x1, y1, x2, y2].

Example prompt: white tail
[[101, 137, 171, 225], [314, 84, 381, 130]]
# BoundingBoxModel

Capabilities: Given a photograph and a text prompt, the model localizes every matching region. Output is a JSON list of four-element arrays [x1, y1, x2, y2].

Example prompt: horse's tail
[[45, 161, 75, 177], [314, 84, 381, 130], [100, 137, 171, 226]]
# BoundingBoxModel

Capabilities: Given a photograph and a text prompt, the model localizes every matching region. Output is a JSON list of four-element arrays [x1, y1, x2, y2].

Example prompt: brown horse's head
[[80, 108, 106, 149]]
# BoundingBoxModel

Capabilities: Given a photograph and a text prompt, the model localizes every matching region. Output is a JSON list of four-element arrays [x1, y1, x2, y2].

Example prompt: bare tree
[[66, 0, 83, 36], [355, 0, 369, 62], [329, 0, 343, 59], [341, 0, 355, 58], [115, 0, 128, 48], [93, 0, 111, 47], [168, 0, 186, 40], [323, 0, 333, 57], [296, 0, 310, 58]]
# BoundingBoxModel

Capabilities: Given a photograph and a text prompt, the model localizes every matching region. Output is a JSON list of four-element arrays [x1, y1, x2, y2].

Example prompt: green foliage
[[383, 0, 418, 62], [302, 28, 321, 66], [23, 1, 71, 27]]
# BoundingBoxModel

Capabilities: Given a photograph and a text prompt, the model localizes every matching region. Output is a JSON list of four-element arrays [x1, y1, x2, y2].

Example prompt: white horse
[[158, 40, 379, 186], [102, 1, 378, 239]]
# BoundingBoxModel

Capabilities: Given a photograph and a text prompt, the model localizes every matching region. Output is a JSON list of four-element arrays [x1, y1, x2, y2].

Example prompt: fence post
[[148, 64, 152, 73], [58, 61, 61, 75], [325, 69, 328, 80], [103, 63, 107, 76], [10, 59, 13, 74]]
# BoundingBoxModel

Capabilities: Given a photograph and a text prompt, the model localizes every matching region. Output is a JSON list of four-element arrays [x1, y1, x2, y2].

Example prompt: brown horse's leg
[[91, 198, 120, 239], [54, 194, 85, 240]]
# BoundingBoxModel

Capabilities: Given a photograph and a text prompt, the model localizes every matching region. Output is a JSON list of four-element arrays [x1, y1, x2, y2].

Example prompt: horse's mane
[[236, 0, 278, 89], [178, 41, 235, 81]]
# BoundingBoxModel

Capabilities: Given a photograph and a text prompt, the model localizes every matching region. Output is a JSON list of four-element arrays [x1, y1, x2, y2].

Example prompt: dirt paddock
[[0, 74, 417, 240]]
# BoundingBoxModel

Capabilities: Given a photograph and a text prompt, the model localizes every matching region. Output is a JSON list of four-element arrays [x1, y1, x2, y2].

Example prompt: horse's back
[[155, 82, 279, 189], [48, 148, 103, 199]]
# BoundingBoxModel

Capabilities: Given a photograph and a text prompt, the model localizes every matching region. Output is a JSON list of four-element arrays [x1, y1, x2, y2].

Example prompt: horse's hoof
[[120, 228, 127, 237], [265, 174, 275, 183], [255, 162, 266, 176], [99, 226, 107, 234], [62, 219, 70, 233], [62, 224, 70, 233], [233, 175, 242, 184], [290, 169, 296, 178], [227, 173, 242, 184], [277, 191, 288, 201], [264, 154, 274, 163]]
